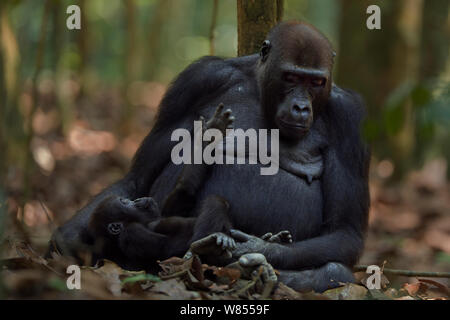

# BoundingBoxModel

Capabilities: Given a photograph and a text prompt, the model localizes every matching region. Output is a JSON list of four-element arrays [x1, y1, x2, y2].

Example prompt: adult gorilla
[[49, 21, 370, 292]]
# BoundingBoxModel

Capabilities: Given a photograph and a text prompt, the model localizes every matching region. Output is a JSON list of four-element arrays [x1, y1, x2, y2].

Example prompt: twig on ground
[[354, 265, 450, 278]]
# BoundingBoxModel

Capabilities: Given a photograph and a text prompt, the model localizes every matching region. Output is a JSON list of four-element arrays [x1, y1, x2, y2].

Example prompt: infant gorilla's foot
[[201, 103, 234, 134], [261, 230, 293, 243]]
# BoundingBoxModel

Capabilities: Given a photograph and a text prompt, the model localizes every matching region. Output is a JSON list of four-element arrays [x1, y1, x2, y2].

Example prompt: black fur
[[49, 21, 370, 292]]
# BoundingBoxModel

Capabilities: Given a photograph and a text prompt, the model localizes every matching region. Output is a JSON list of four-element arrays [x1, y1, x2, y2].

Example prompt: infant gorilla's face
[[105, 196, 161, 236], [91, 196, 162, 237]]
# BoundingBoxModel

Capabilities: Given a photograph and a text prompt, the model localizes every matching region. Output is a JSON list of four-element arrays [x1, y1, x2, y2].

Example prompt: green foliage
[[121, 273, 161, 284], [47, 277, 69, 292]]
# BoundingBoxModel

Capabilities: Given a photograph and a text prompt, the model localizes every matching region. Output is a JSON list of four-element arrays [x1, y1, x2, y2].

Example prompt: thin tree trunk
[[209, 0, 219, 55], [337, 0, 423, 179], [24, 0, 51, 205], [122, 0, 139, 127], [125, 0, 139, 82], [77, 0, 89, 99], [146, 0, 172, 79], [419, 0, 449, 81], [237, 0, 283, 56], [0, 2, 6, 178]]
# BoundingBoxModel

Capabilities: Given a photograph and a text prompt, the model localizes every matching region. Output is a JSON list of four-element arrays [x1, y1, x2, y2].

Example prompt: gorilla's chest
[[199, 163, 324, 241]]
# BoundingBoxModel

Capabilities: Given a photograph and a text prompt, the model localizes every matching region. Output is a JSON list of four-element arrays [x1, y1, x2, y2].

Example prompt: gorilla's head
[[257, 21, 335, 140]]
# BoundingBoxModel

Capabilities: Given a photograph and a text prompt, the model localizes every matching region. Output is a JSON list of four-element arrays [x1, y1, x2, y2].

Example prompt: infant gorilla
[[88, 105, 292, 271]]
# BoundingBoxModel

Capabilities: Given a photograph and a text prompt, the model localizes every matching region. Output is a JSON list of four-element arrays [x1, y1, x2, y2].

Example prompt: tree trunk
[[77, 0, 89, 99], [419, 0, 449, 81], [122, 0, 139, 126], [237, 0, 283, 56], [209, 0, 219, 55], [0, 2, 6, 177], [145, 0, 172, 79], [125, 0, 139, 82], [337, 0, 424, 179]]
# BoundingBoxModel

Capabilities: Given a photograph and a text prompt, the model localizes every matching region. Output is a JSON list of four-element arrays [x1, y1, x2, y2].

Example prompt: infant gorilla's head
[[89, 196, 161, 238]]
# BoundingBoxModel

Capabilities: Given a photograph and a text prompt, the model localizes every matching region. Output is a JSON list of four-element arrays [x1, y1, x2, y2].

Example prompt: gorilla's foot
[[278, 262, 355, 293]]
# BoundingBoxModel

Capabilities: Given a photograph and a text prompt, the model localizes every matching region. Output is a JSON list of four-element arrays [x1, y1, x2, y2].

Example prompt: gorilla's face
[[258, 22, 334, 140], [90, 196, 161, 237]]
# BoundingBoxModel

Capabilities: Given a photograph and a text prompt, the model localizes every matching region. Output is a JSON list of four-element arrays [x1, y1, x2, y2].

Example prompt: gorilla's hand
[[226, 253, 277, 298], [184, 232, 236, 260], [230, 229, 275, 258]]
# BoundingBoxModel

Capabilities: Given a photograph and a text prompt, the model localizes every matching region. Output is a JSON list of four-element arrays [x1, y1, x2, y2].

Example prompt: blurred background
[[0, 0, 449, 291]]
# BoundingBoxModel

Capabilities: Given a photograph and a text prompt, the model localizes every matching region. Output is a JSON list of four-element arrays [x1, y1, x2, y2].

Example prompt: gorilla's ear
[[260, 40, 271, 62]]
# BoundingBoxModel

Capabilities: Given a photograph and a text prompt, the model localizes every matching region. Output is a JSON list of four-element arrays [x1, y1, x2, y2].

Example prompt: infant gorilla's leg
[[161, 103, 234, 217], [192, 195, 234, 246], [184, 195, 236, 261], [117, 222, 169, 270]]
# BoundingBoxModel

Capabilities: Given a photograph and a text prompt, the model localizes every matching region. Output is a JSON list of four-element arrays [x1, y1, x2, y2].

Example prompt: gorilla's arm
[[118, 223, 169, 261], [49, 57, 232, 257], [232, 88, 370, 270]]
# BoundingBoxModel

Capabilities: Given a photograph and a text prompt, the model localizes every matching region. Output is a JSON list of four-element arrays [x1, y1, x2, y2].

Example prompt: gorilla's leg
[[278, 262, 355, 293]]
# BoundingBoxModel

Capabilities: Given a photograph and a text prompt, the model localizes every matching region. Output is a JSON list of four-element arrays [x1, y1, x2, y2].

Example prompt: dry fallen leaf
[[322, 283, 368, 300], [403, 282, 428, 296]]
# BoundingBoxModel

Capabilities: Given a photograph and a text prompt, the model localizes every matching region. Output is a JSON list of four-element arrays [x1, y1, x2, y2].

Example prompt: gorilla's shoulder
[[194, 54, 259, 77], [328, 84, 367, 124], [178, 56, 232, 80]]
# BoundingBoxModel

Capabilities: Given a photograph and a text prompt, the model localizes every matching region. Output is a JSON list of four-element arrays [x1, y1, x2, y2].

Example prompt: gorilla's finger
[[230, 238, 236, 250], [261, 232, 272, 241], [214, 103, 224, 116], [239, 253, 267, 267], [216, 234, 223, 246], [224, 249, 232, 259], [224, 109, 232, 116], [222, 237, 228, 249]]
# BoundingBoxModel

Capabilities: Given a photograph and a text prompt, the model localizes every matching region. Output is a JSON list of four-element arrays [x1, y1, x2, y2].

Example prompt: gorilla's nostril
[[292, 104, 301, 113]]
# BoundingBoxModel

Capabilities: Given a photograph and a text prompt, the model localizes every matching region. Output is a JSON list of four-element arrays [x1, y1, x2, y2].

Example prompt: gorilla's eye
[[107, 222, 123, 235], [283, 73, 301, 84], [311, 78, 325, 87]]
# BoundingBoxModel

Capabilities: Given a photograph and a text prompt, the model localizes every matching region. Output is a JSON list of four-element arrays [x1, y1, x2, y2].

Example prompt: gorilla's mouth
[[278, 119, 309, 131]]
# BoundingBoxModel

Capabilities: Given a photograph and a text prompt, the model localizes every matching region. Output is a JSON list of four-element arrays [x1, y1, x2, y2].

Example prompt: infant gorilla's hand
[[229, 229, 272, 258]]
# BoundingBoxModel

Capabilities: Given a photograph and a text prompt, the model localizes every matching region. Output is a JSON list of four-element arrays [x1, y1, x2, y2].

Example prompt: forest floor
[[2, 85, 449, 299]]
